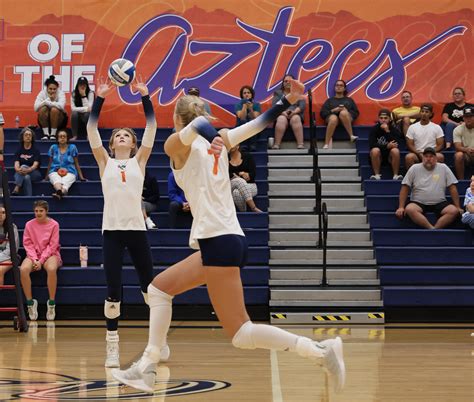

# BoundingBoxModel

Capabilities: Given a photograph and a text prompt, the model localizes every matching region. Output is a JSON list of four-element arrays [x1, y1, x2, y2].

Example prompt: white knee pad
[[104, 300, 121, 319], [232, 321, 256, 350], [147, 284, 173, 307]]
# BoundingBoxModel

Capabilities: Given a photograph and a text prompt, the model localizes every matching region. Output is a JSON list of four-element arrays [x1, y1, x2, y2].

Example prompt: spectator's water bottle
[[15, 116, 20, 128], [79, 245, 88, 267]]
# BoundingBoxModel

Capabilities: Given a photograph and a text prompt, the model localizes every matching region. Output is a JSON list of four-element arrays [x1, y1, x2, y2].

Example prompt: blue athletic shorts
[[198, 234, 248, 268]]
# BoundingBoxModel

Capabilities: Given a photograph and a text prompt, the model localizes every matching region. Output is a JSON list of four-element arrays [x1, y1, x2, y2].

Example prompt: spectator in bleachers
[[168, 170, 190, 228], [453, 106, 474, 179], [441, 87, 472, 149], [396, 147, 461, 229], [392, 90, 420, 136], [12, 127, 42, 196], [320, 79, 359, 149], [461, 175, 474, 229], [405, 104, 444, 170], [369, 109, 404, 180], [34, 75, 67, 141], [187, 87, 212, 115], [0, 204, 19, 286], [142, 170, 159, 230], [229, 144, 261, 212], [271, 74, 306, 149], [235, 85, 261, 151], [20, 200, 62, 321], [45, 129, 86, 199], [70, 76, 94, 141]]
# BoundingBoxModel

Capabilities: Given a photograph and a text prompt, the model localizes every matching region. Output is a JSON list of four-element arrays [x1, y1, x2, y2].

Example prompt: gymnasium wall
[[0, 1, 473, 128]]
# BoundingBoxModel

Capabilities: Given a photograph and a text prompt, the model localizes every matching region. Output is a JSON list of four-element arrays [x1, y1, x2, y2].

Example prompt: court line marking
[[270, 350, 283, 402]]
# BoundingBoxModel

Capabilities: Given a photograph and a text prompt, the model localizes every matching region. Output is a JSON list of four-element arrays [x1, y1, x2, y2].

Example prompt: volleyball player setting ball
[[87, 59, 169, 368], [112, 78, 346, 393]]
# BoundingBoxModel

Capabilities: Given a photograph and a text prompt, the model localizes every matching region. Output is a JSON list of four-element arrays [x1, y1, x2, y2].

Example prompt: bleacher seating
[[1, 128, 271, 312], [355, 127, 474, 309], [4, 123, 474, 318]]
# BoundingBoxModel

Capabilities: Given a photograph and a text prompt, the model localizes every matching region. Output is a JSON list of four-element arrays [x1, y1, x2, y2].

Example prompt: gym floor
[[0, 321, 473, 401]]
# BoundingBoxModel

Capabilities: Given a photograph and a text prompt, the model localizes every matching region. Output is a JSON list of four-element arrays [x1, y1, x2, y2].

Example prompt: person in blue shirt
[[167, 170, 191, 228], [235, 85, 262, 151], [44, 129, 86, 199]]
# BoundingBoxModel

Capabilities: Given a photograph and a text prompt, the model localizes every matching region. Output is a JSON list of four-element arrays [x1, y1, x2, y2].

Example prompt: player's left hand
[[132, 75, 149, 96], [209, 136, 225, 157], [289, 78, 305, 100]]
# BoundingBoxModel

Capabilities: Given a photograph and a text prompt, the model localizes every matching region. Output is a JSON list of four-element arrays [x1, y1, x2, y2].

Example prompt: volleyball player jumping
[[112, 79, 346, 392]]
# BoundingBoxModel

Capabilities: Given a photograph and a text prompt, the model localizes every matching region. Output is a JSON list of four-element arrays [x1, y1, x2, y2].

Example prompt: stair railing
[[308, 90, 323, 248], [321, 202, 328, 287]]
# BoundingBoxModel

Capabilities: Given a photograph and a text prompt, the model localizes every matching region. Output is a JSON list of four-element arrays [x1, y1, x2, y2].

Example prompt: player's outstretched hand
[[97, 79, 115, 98], [132, 75, 149, 97], [286, 78, 305, 104]]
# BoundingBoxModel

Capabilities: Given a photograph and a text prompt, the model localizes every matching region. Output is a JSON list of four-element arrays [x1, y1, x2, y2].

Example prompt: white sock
[[50, 128, 57, 137], [232, 321, 325, 358], [42, 127, 49, 135], [106, 330, 119, 343], [138, 284, 173, 370]]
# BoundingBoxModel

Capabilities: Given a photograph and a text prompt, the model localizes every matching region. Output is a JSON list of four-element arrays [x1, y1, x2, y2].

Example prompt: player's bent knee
[[232, 321, 256, 350], [147, 284, 173, 308], [104, 299, 121, 319]]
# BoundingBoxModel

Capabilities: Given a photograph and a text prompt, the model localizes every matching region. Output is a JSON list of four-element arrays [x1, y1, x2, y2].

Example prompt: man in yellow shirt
[[392, 90, 421, 136]]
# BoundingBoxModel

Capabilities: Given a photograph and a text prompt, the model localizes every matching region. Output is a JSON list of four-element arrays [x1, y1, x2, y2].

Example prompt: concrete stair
[[267, 142, 383, 324]]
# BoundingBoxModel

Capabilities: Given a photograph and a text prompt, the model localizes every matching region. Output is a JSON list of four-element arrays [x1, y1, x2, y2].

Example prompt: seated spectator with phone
[[234, 85, 261, 151]]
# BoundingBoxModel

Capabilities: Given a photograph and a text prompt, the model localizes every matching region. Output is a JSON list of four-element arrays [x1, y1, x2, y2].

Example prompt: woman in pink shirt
[[20, 200, 62, 321]]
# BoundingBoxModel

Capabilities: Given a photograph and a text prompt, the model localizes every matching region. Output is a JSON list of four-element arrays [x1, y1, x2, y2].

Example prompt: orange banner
[[0, 1, 473, 128]]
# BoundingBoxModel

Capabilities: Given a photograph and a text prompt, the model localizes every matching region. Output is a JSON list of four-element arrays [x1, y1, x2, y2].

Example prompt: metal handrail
[[0, 165, 28, 332], [321, 202, 328, 287], [315, 167, 322, 248], [307, 90, 322, 249]]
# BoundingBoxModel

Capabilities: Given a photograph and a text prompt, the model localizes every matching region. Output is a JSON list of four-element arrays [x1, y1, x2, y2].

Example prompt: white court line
[[270, 350, 283, 402]]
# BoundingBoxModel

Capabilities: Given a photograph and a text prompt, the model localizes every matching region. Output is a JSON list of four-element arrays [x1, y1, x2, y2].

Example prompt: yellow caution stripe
[[271, 313, 287, 320], [313, 328, 351, 336], [368, 329, 385, 340], [312, 315, 351, 321], [367, 313, 384, 319]]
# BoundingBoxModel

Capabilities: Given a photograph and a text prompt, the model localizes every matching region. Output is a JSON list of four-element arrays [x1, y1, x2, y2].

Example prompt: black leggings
[[103, 230, 154, 330]]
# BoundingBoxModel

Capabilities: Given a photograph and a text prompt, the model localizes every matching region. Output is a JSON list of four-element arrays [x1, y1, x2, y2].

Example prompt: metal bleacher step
[[270, 249, 374, 260], [270, 300, 384, 307], [268, 160, 359, 168], [268, 168, 360, 178], [269, 182, 362, 196], [270, 258, 377, 266], [269, 214, 369, 229], [270, 287, 381, 301], [268, 154, 358, 168], [268, 176, 361, 183], [268, 148, 356, 155], [271, 267, 378, 279], [269, 230, 372, 245], [268, 198, 366, 213], [269, 279, 381, 286], [269, 311, 385, 324]]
